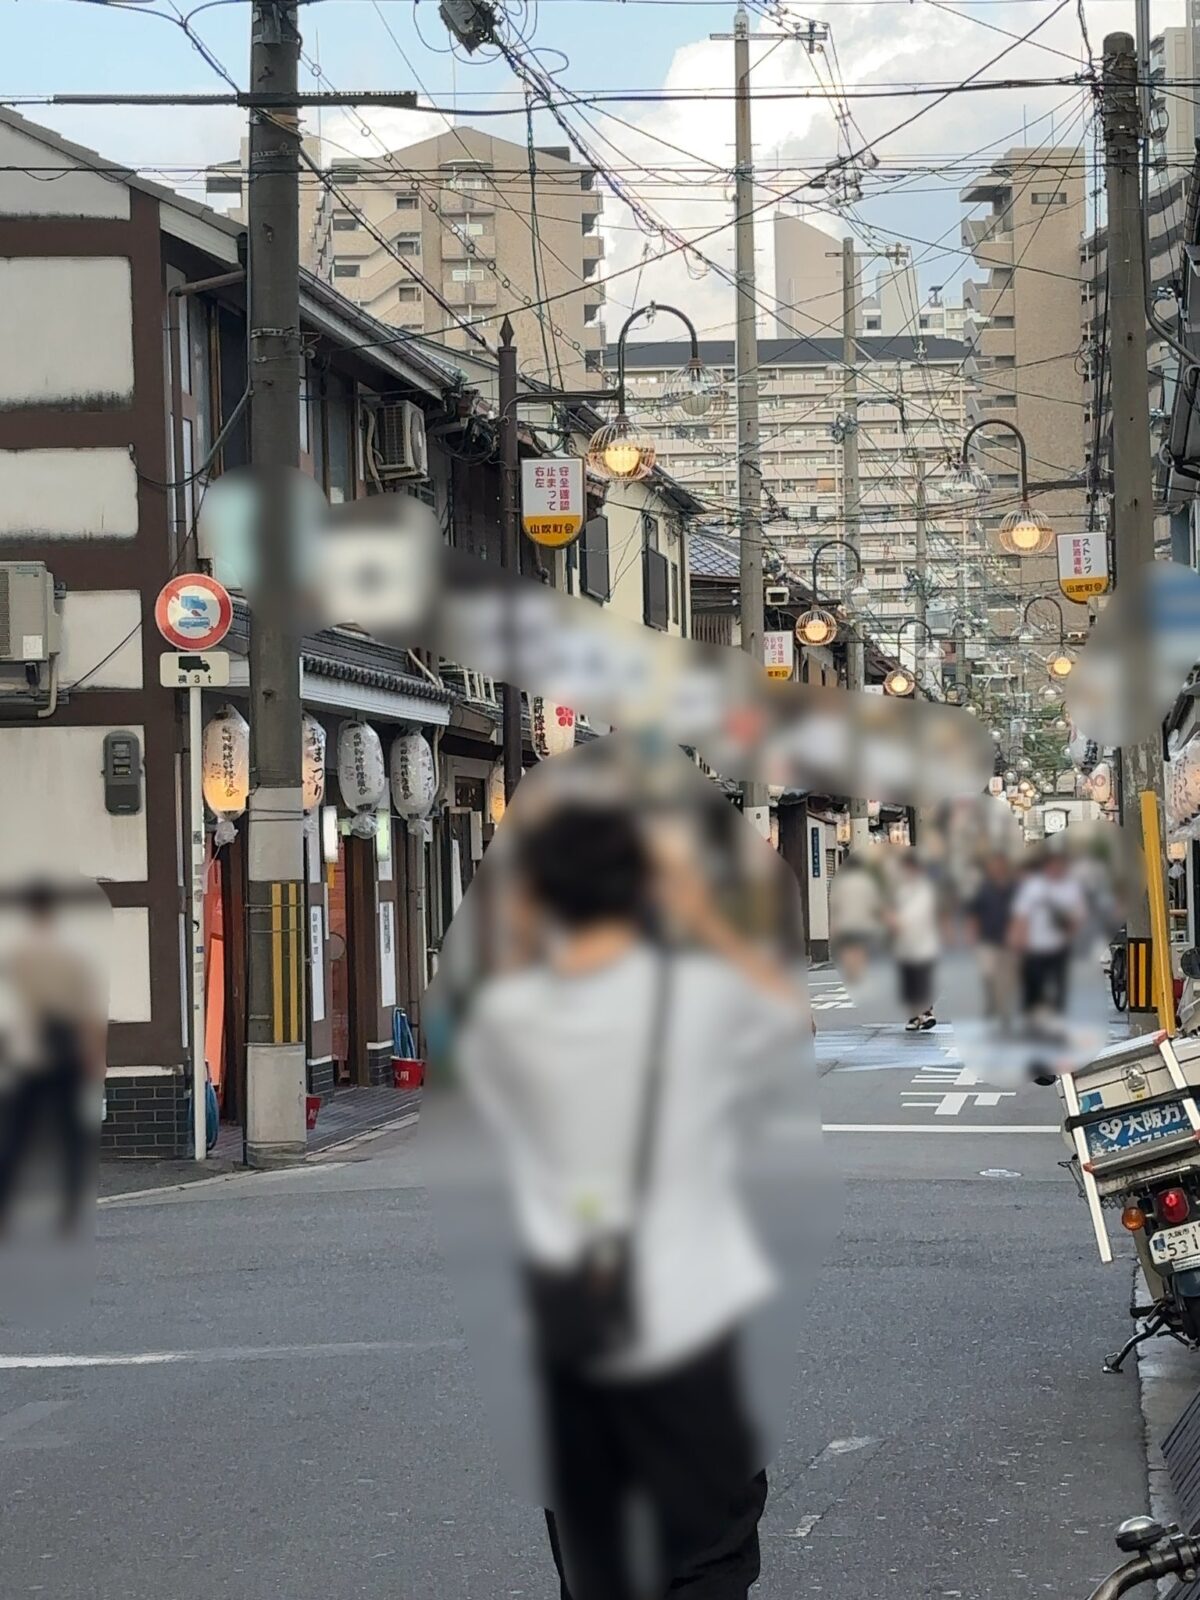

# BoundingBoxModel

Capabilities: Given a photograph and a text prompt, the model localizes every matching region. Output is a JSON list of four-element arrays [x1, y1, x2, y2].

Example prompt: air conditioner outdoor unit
[[764, 584, 790, 607], [0, 562, 59, 663], [374, 401, 429, 481]]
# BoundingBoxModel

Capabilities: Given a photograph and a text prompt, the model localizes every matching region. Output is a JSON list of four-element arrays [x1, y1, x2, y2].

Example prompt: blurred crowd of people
[[830, 834, 1118, 1042]]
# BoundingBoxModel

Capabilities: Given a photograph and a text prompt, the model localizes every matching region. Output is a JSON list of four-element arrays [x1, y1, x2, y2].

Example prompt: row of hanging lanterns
[[201, 710, 440, 842], [200, 693, 577, 844]]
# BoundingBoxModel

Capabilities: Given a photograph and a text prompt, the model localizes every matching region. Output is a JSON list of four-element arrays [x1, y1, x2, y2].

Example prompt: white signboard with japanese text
[[764, 630, 794, 681], [521, 457, 585, 548], [1057, 532, 1110, 602]]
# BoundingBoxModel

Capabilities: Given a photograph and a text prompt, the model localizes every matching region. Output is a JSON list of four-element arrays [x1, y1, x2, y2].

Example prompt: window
[[451, 266, 486, 283], [864, 318, 881, 330], [993, 314, 1015, 328], [398, 284, 420, 302], [918, 315, 930, 328], [456, 219, 488, 237], [395, 194, 419, 210], [670, 560, 680, 626], [447, 167, 490, 190], [642, 512, 660, 551], [395, 236, 421, 256], [333, 262, 360, 278], [332, 212, 358, 231], [644, 546, 669, 630], [1032, 191, 1067, 206], [580, 514, 610, 602]]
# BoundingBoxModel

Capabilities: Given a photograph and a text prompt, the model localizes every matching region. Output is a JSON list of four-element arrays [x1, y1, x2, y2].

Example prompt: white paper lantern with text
[[1170, 740, 1200, 827], [337, 721, 387, 836], [390, 732, 437, 822], [202, 705, 250, 846], [1086, 760, 1113, 806], [302, 715, 326, 813], [531, 697, 576, 759]]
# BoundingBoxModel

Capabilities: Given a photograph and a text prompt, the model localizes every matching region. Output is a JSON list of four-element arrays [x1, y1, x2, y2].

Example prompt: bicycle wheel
[[1111, 945, 1128, 1011]]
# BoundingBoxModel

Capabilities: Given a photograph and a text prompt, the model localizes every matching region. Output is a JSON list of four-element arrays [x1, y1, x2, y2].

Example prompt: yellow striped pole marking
[[1141, 791, 1177, 1035]]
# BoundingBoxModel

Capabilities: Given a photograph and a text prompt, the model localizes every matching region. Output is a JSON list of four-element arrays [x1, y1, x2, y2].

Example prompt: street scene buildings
[[5, 4, 1200, 1599]]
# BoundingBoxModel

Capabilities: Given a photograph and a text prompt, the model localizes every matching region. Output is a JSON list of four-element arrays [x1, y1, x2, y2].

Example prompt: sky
[[0, 0, 1190, 343]]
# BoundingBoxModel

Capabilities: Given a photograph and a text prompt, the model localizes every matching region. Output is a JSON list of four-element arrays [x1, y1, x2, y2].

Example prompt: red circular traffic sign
[[155, 574, 233, 651]]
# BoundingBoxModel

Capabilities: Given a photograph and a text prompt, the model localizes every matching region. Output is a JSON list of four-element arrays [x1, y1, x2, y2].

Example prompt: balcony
[[443, 276, 499, 308], [583, 233, 605, 264], [442, 230, 496, 262]]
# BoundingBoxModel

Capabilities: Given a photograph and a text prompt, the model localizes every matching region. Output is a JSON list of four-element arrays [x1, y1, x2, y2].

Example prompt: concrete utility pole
[[497, 318, 524, 802], [840, 236, 869, 848], [732, 5, 769, 835], [913, 455, 928, 643], [245, 0, 307, 1165], [1102, 31, 1169, 1035]]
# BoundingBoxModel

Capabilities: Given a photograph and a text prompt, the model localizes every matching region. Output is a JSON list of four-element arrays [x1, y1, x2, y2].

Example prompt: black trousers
[[541, 1335, 767, 1600], [1021, 950, 1069, 1014], [0, 1065, 90, 1229]]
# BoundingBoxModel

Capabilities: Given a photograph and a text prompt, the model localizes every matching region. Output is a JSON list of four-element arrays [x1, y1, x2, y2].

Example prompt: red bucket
[[305, 1094, 321, 1131], [393, 1058, 425, 1090]]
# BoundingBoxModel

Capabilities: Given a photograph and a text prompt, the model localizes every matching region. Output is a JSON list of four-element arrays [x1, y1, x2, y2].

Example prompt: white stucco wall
[[0, 122, 131, 220], [0, 724, 148, 881], [58, 591, 143, 690], [0, 448, 138, 538], [0, 258, 134, 407]]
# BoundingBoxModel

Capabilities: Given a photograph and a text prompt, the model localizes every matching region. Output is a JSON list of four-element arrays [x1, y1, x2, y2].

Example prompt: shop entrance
[[327, 829, 377, 1087]]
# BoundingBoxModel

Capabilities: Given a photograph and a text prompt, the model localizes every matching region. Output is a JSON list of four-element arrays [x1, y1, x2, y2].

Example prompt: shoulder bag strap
[[631, 949, 673, 1210]]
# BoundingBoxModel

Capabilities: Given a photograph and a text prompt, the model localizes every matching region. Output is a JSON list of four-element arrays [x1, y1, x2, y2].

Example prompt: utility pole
[[913, 454, 928, 643], [245, 0, 306, 1166], [1102, 31, 1169, 1035], [497, 318, 524, 801], [732, 5, 768, 837], [840, 236, 869, 848]]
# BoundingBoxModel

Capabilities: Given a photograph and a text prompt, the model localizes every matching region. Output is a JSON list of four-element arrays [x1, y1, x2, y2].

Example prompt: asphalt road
[[0, 998, 1154, 1600]]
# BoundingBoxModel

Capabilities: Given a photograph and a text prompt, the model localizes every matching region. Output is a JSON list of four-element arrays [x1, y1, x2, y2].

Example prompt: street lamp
[[1022, 595, 1076, 680], [587, 302, 717, 481], [796, 539, 867, 646], [882, 618, 939, 697], [955, 420, 1053, 556]]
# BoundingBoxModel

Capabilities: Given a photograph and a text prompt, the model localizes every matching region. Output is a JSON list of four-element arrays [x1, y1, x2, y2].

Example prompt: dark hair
[[17, 878, 58, 919], [515, 803, 650, 928]]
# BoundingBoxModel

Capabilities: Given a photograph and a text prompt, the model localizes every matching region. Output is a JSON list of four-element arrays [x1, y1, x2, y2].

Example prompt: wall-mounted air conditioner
[[372, 401, 429, 481], [0, 562, 59, 663]]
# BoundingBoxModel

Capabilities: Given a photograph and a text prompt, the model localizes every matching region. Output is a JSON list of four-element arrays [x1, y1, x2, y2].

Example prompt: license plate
[[1150, 1219, 1200, 1268], [1084, 1101, 1191, 1158]]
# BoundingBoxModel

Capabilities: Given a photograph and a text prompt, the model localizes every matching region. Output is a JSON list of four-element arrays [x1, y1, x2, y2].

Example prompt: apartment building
[[615, 335, 982, 631], [773, 211, 964, 340], [1149, 19, 1200, 194], [959, 147, 1087, 604], [208, 127, 606, 383]]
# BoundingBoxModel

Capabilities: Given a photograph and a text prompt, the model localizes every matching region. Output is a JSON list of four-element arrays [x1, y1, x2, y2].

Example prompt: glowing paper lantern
[[202, 705, 250, 846], [302, 715, 326, 813], [337, 721, 387, 837], [390, 732, 437, 821]]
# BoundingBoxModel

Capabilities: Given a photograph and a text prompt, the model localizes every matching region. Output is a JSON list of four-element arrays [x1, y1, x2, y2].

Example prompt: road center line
[[0, 1339, 460, 1371], [822, 1124, 1060, 1134]]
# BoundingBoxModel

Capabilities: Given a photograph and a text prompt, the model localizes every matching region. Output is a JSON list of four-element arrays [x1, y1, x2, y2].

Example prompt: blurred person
[[966, 853, 1018, 1027], [0, 881, 105, 1235], [456, 800, 811, 1600], [889, 852, 941, 1031], [829, 852, 886, 985], [1008, 848, 1086, 1025]]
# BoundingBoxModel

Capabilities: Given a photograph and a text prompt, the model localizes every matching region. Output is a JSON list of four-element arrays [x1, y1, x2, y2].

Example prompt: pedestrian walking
[[455, 799, 810, 1600], [829, 851, 886, 986], [1008, 847, 1086, 1024], [966, 852, 1018, 1027], [0, 879, 106, 1235], [888, 852, 941, 1031]]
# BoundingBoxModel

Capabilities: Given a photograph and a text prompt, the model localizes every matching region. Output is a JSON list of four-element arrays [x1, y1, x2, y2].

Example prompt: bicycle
[[1109, 936, 1128, 1013], [1087, 1517, 1200, 1598]]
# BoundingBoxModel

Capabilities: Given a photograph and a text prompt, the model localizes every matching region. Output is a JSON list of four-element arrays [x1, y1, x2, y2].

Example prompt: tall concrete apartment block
[[773, 211, 964, 339], [208, 127, 606, 383], [616, 335, 988, 633], [960, 147, 1086, 595]]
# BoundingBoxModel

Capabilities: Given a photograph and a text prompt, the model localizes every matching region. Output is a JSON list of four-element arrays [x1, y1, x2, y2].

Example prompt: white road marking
[[822, 1124, 1059, 1134], [812, 1436, 878, 1463], [900, 1090, 1017, 1116], [0, 1339, 459, 1371]]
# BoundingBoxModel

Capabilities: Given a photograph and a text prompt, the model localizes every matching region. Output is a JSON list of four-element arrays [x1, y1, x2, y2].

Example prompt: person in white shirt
[[888, 852, 941, 1031], [1008, 850, 1086, 1021], [456, 800, 811, 1600]]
